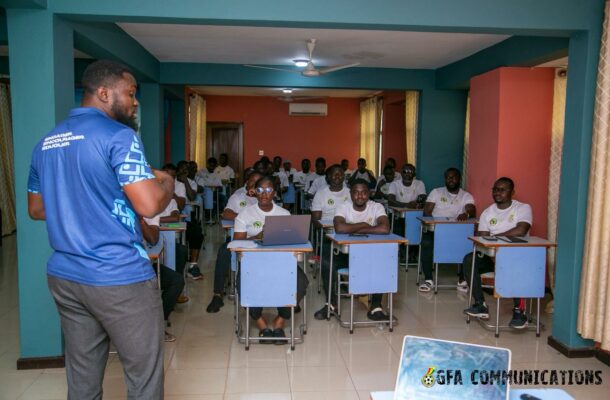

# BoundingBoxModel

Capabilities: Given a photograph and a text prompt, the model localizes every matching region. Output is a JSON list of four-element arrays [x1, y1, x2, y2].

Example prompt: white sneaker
[[457, 280, 469, 292]]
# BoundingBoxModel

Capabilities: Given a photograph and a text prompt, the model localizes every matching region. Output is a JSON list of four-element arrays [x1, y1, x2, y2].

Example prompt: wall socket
[[258, 150, 264, 156]]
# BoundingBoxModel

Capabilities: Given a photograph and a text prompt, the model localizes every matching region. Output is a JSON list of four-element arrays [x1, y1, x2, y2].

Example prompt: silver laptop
[[394, 335, 511, 400], [259, 215, 311, 246]]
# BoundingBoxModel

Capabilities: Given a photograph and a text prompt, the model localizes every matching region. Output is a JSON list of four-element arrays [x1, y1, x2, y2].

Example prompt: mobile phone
[[482, 236, 497, 241], [349, 233, 368, 237]]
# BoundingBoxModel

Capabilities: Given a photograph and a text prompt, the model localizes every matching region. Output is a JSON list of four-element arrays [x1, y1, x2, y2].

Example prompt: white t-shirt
[[308, 175, 328, 195], [233, 186, 247, 197], [158, 199, 179, 218], [394, 171, 401, 181], [334, 200, 387, 226], [352, 169, 375, 183], [312, 186, 351, 221], [306, 173, 325, 193], [388, 179, 426, 203], [196, 169, 222, 187], [214, 165, 235, 181], [234, 203, 290, 238], [187, 178, 198, 191], [478, 200, 533, 235], [174, 180, 187, 199], [294, 171, 314, 186], [225, 190, 257, 214], [427, 187, 475, 218]]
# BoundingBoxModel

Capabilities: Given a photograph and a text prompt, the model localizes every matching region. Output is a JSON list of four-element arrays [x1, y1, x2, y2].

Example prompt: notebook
[[259, 214, 311, 246], [394, 335, 511, 400]]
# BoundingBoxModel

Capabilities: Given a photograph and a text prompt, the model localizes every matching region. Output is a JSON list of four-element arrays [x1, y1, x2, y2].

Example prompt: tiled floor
[[1, 228, 609, 399]]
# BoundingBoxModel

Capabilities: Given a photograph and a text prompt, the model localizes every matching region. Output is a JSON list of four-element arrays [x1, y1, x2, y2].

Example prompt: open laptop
[[259, 215, 311, 246], [394, 335, 511, 400]]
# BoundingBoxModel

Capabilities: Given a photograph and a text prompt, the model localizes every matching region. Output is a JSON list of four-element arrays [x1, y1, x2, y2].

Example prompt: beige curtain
[[577, 0, 610, 350], [360, 97, 381, 173], [405, 91, 419, 165], [546, 68, 567, 309], [188, 94, 207, 166], [462, 94, 470, 188], [0, 83, 16, 236]]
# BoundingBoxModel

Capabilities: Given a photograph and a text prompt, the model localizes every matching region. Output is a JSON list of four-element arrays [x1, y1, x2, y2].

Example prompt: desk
[[417, 217, 475, 292], [466, 236, 556, 337], [146, 239, 165, 289], [229, 241, 313, 350], [203, 186, 221, 224], [389, 207, 423, 270], [325, 233, 407, 332], [160, 222, 186, 271]]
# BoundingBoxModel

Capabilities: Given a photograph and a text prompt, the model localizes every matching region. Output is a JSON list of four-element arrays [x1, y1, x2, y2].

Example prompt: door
[[206, 122, 244, 186]]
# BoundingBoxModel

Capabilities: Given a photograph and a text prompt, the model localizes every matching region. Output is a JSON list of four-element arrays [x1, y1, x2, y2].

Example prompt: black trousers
[[213, 241, 231, 294], [158, 265, 185, 320]]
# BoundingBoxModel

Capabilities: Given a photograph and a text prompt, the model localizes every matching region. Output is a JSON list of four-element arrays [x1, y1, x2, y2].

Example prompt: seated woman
[[233, 175, 309, 344]]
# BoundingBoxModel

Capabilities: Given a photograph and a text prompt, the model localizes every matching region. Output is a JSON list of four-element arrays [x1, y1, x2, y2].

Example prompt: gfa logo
[[422, 367, 436, 387]]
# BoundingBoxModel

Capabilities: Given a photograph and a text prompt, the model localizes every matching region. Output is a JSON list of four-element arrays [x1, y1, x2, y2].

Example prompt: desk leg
[[318, 228, 323, 293], [495, 298, 500, 338], [389, 293, 394, 332], [245, 306, 250, 350], [349, 293, 354, 334], [327, 242, 334, 320], [416, 225, 424, 286], [302, 256, 308, 335], [536, 298, 541, 337], [466, 244, 476, 324], [434, 263, 438, 294], [291, 307, 295, 351]]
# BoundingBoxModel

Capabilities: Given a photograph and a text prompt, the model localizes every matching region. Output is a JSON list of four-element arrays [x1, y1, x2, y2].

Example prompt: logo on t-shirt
[[440, 196, 448, 203], [253, 221, 262, 229], [367, 217, 373, 224], [239, 200, 247, 207], [327, 198, 335, 206], [508, 214, 515, 223], [111, 199, 136, 233], [489, 218, 498, 226]]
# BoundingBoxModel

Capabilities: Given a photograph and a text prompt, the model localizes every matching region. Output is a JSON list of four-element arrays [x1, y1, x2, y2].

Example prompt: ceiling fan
[[244, 39, 360, 77]]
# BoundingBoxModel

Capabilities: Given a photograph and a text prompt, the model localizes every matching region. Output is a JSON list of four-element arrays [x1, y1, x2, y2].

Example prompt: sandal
[[367, 307, 388, 321], [418, 280, 433, 293]]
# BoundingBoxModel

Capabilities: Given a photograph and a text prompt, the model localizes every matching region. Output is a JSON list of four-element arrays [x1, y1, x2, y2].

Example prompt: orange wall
[[468, 67, 554, 237], [204, 95, 361, 168], [382, 91, 407, 168]]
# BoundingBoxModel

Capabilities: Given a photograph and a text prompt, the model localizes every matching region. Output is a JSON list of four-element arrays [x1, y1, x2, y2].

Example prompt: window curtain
[[546, 68, 567, 314], [462, 94, 471, 188], [405, 91, 419, 165], [577, 0, 610, 351], [360, 97, 382, 173], [0, 83, 16, 236], [188, 94, 206, 167]]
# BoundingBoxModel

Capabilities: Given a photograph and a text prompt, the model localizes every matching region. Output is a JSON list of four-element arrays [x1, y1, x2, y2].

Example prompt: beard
[[111, 99, 139, 131]]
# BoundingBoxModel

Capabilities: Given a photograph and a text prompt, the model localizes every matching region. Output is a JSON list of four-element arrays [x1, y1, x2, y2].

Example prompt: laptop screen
[[394, 336, 510, 400]]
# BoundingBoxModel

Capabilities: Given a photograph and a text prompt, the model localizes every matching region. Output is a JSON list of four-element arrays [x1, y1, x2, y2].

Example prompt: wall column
[[139, 83, 164, 168]]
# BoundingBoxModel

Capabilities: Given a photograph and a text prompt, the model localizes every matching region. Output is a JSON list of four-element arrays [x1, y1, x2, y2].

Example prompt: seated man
[[384, 157, 401, 181], [140, 213, 186, 342], [340, 159, 353, 181], [373, 165, 398, 200], [206, 171, 262, 313], [463, 177, 532, 328], [419, 168, 475, 293], [314, 179, 391, 321], [196, 157, 223, 222], [348, 158, 377, 189], [233, 176, 308, 342], [306, 157, 327, 199]]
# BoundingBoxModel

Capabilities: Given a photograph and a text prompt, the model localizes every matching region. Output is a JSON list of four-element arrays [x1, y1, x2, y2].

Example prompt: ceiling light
[[293, 59, 309, 67], [282, 89, 293, 94]]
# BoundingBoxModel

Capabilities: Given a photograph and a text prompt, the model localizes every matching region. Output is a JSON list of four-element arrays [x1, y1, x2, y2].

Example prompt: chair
[[403, 210, 423, 272]]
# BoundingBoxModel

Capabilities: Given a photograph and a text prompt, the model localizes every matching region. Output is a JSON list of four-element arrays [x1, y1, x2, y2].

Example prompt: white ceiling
[[118, 23, 510, 69], [191, 86, 380, 98]]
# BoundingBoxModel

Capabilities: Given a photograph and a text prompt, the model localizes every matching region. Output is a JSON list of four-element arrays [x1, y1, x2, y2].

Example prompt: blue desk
[[466, 236, 556, 337], [417, 216, 476, 293], [326, 233, 407, 332], [229, 241, 313, 350], [390, 207, 424, 270], [159, 222, 186, 271]]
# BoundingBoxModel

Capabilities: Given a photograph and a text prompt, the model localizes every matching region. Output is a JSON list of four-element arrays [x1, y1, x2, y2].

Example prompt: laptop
[[259, 215, 311, 246], [394, 335, 511, 400]]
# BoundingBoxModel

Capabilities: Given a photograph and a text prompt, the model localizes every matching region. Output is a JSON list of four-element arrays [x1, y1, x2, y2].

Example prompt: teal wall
[[2, 0, 605, 363], [170, 99, 185, 164]]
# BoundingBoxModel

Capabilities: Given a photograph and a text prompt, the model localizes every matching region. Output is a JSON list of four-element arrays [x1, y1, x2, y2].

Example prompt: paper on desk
[[227, 240, 258, 249]]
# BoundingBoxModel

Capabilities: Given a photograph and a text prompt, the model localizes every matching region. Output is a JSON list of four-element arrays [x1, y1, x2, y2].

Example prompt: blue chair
[[427, 222, 475, 293], [403, 210, 423, 272]]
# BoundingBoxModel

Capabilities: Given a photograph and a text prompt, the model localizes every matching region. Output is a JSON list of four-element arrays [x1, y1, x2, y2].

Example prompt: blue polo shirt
[[28, 107, 156, 286]]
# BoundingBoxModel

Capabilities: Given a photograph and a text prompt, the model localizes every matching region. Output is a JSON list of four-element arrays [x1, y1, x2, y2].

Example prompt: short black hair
[[350, 178, 370, 189], [444, 167, 461, 177], [496, 177, 515, 191], [383, 165, 394, 173], [207, 157, 218, 164], [326, 164, 343, 177], [162, 163, 176, 171], [254, 175, 275, 189], [82, 60, 133, 96], [315, 157, 326, 165]]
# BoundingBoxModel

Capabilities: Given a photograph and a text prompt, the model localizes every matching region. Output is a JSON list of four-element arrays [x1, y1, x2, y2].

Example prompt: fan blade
[[243, 65, 301, 73], [317, 62, 360, 74], [292, 96, 327, 102]]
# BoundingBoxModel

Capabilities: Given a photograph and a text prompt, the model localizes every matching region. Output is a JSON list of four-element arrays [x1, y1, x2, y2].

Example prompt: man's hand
[[456, 212, 468, 221]]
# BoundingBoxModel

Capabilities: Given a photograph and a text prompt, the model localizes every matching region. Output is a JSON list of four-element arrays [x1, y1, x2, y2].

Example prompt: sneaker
[[258, 328, 273, 343], [464, 303, 489, 319], [457, 280, 469, 293], [509, 308, 528, 329], [367, 307, 388, 321], [308, 255, 320, 265], [418, 280, 434, 293], [206, 295, 224, 313], [176, 295, 190, 304], [272, 328, 286, 345], [187, 264, 203, 280], [314, 304, 336, 320], [164, 331, 176, 342]]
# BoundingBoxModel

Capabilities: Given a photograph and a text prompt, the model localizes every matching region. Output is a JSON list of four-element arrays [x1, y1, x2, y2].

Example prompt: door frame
[[206, 121, 244, 185]]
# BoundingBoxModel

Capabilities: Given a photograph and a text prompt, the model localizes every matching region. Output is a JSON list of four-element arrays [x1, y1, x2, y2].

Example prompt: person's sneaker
[[367, 307, 388, 321], [307, 255, 320, 265], [272, 328, 286, 345], [464, 303, 489, 319], [509, 307, 528, 329], [457, 279, 469, 293], [164, 331, 176, 342], [206, 295, 224, 313], [314, 304, 336, 320], [176, 295, 190, 304], [187, 264, 203, 280], [258, 328, 273, 343]]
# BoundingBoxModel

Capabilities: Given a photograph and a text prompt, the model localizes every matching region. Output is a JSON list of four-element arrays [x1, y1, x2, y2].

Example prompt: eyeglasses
[[256, 187, 274, 194], [402, 169, 415, 174]]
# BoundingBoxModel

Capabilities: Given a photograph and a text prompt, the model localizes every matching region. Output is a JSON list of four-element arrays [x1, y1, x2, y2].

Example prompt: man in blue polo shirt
[[27, 60, 174, 399]]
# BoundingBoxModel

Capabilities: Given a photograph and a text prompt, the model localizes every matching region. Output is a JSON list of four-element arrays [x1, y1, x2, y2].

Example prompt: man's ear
[[96, 86, 110, 103]]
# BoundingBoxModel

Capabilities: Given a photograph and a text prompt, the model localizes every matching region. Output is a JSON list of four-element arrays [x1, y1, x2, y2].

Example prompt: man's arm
[[221, 208, 238, 221], [140, 217, 160, 245], [28, 192, 46, 220], [456, 203, 476, 221], [178, 175, 196, 201], [423, 201, 435, 217], [311, 210, 322, 228], [333, 215, 391, 234], [123, 169, 174, 218], [499, 222, 531, 237], [159, 210, 180, 223], [388, 194, 416, 208]]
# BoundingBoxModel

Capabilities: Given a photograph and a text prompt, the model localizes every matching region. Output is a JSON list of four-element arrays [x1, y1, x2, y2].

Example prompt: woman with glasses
[[233, 176, 309, 343]]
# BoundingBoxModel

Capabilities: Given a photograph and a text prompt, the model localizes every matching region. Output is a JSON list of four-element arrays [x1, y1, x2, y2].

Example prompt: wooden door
[[206, 122, 244, 185]]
